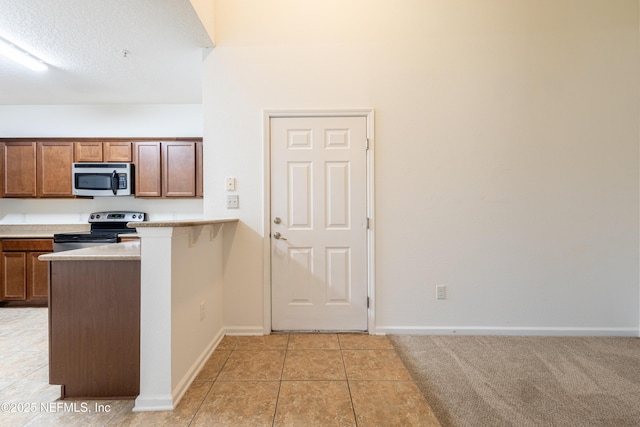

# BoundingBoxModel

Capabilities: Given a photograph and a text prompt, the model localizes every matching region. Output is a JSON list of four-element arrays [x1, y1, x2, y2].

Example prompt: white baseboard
[[133, 330, 225, 412], [374, 326, 639, 337], [171, 329, 226, 408], [224, 326, 267, 336], [133, 395, 174, 412]]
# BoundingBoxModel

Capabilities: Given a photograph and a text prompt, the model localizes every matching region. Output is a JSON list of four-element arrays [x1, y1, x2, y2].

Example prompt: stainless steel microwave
[[72, 163, 133, 196]]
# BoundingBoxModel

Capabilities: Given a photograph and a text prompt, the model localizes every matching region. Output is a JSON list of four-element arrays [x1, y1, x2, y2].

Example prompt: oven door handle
[[111, 170, 119, 195]]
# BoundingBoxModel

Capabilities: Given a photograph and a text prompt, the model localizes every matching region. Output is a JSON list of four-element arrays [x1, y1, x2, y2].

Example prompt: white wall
[[170, 225, 224, 398], [189, 0, 216, 46], [0, 104, 204, 223], [135, 223, 226, 411], [205, 0, 640, 335]]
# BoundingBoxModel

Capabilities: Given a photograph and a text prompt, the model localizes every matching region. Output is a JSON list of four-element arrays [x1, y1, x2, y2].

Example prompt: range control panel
[[88, 211, 147, 223]]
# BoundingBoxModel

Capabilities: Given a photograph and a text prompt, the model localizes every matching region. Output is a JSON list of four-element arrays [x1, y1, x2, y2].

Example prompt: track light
[[0, 37, 47, 72]]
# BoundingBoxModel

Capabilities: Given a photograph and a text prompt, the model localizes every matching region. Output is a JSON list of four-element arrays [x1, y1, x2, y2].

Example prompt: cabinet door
[[27, 251, 50, 301], [37, 141, 74, 197], [1, 252, 27, 301], [0, 143, 4, 198], [162, 141, 196, 197], [134, 142, 161, 197], [2, 142, 37, 197], [104, 142, 132, 162], [196, 141, 203, 197], [74, 142, 103, 162]]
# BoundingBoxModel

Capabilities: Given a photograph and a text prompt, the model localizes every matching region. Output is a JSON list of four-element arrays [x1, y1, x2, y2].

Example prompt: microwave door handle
[[111, 170, 118, 195]]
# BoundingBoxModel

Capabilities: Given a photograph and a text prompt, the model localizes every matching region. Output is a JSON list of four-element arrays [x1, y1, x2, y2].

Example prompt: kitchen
[[0, 135, 238, 410], [1, 0, 639, 422], [0, 0, 234, 413]]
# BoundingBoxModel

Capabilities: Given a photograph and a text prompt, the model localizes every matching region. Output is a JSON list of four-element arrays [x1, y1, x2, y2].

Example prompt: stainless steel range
[[53, 211, 146, 252]]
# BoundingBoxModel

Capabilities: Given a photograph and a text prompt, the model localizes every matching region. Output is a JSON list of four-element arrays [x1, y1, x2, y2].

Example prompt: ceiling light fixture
[[0, 37, 47, 72]]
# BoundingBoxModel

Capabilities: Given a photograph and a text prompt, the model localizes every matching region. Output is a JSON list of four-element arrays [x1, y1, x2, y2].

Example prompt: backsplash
[[0, 198, 204, 224]]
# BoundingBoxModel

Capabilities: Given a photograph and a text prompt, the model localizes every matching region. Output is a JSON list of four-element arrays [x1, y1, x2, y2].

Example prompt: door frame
[[263, 109, 376, 334]]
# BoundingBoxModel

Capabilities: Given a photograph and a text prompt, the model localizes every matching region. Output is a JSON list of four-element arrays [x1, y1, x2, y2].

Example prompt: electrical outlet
[[436, 285, 446, 300], [226, 195, 239, 209], [200, 301, 205, 320]]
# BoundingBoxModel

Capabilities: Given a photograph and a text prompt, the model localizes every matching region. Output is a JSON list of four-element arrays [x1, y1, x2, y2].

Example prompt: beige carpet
[[389, 335, 640, 427]]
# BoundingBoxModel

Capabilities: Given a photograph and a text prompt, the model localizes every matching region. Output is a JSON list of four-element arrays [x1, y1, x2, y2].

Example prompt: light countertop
[[22, 219, 238, 261], [39, 241, 141, 261], [0, 224, 90, 238], [130, 218, 238, 228]]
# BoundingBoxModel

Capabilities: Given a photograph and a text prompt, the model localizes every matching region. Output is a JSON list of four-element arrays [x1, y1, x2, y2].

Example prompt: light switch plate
[[225, 177, 236, 191]]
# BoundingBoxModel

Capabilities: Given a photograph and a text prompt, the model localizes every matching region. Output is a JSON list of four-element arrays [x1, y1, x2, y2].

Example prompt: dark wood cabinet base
[[48, 260, 140, 399], [1, 239, 53, 305]]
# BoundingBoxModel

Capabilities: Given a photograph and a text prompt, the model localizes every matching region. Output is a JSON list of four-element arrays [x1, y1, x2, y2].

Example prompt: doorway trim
[[263, 109, 376, 334]]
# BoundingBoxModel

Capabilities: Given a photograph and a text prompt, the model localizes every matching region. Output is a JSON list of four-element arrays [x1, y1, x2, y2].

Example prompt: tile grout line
[[340, 337, 362, 426], [186, 343, 235, 427], [270, 334, 289, 427]]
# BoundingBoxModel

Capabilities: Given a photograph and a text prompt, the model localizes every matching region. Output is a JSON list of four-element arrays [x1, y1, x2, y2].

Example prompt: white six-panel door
[[271, 116, 368, 331]]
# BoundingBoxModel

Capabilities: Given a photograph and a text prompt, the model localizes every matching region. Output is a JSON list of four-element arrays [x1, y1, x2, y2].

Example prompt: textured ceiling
[[0, 0, 212, 105]]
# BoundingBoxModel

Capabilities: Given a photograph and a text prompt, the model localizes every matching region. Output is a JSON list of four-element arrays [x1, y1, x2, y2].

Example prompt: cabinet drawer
[[2, 239, 53, 251]]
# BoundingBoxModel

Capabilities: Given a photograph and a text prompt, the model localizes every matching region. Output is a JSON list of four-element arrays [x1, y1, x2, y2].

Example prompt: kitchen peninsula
[[41, 241, 141, 399], [40, 218, 238, 409]]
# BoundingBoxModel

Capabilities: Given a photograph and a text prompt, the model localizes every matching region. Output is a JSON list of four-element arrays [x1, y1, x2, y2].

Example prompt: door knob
[[273, 232, 287, 240], [274, 217, 282, 224]]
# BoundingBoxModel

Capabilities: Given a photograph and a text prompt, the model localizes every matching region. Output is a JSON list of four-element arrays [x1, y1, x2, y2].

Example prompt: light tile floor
[[0, 307, 440, 426]]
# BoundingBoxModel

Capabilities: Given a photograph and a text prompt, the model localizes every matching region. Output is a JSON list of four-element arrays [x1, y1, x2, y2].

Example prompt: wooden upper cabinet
[[2, 141, 37, 197], [75, 141, 132, 162], [1, 138, 200, 199], [104, 141, 132, 162], [162, 141, 197, 197], [37, 141, 74, 197], [134, 141, 201, 198], [133, 141, 162, 197], [74, 141, 103, 162], [1, 141, 73, 198]]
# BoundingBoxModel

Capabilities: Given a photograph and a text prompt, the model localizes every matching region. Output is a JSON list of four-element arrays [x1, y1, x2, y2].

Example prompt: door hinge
[[366, 217, 370, 229], [365, 138, 370, 150], [367, 297, 370, 309]]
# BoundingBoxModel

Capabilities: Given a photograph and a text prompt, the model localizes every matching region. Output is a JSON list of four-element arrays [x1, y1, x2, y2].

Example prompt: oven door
[[72, 163, 133, 197], [53, 233, 118, 252]]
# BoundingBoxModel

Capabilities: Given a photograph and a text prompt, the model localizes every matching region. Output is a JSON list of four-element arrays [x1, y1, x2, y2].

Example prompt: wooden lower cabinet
[[2, 252, 27, 300], [49, 260, 140, 399], [28, 252, 50, 300], [1, 239, 52, 304]]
